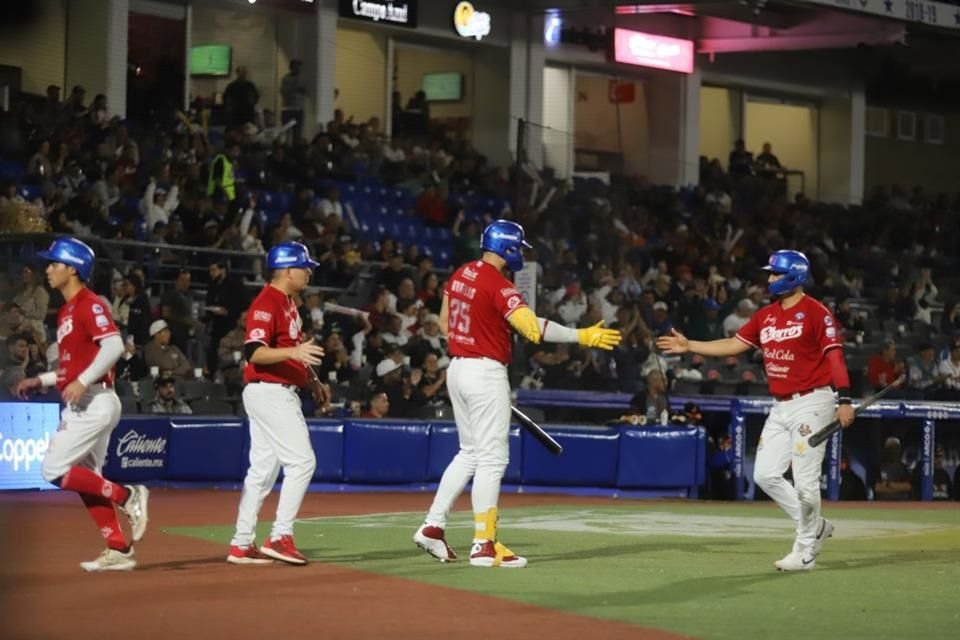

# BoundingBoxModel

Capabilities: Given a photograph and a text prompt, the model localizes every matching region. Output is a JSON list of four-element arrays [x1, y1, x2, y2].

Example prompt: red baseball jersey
[[243, 285, 307, 386], [736, 294, 842, 396], [56, 288, 119, 391], [445, 260, 528, 365]]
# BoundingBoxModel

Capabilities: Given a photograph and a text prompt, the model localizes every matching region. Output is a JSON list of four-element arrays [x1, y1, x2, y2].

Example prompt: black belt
[[248, 380, 298, 391]]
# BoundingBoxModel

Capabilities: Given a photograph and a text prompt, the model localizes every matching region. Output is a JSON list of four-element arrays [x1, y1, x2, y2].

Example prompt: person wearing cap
[[657, 249, 854, 572], [906, 342, 946, 394], [140, 175, 180, 231], [937, 339, 960, 397], [143, 319, 193, 381], [723, 298, 756, 337], [228, 241, 327, 567], [649, 300, 673, 336], [872, 437, 912, 501], [15, 238, 150, 572], [144, 375, 193, 415]]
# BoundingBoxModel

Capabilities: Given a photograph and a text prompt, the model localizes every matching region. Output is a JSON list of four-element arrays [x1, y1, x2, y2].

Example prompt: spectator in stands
[[728, 139, 754, 176], [838, 449, 867, 501], [280, 59, 307, 144], [93, 165, 121, 214], [0, 302, 28, 344], [649, 301, 673, 337], [640, 370, 669, 424], [207, 143, 240, 202], [414, 352, 448, 406], [144, 320, 193, 380], [381, 313, 409, 348], [223, 66, 259, 129], [723, 298, 756, 337], [115, 334, 148, 383], [317, 186, 344, 220], [415, 182, 447, 227], [145, 376, 193, 415], [204, 261, 244, 373], [941, 301, 960, 335], [938, 339, 960, 397], [907, 343, 946, 395], [318, 332, 355, 386], [912, 444, 954, 500], [867, 339, 905, 390], [452, 212, 482, 264], [362, 391, 390, 419], [27, 139, 54, 180], [872, 437, 912, 501], [754, 142, 783, 178], [686, 298, 725, 342], [217, 311, 247, 394], [373, 357, 414, 418], [160, 269, 195, 352], [377, 251, 414, 295], [12, 265, 49, 339], [141, 176, 180, 231], [123, 274, 152, 346], [63, 85, 88, 122], [551, 274, 588, 326]]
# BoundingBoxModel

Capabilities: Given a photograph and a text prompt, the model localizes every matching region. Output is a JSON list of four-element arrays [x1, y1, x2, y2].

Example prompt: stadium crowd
[[1, 79, 959, 500]]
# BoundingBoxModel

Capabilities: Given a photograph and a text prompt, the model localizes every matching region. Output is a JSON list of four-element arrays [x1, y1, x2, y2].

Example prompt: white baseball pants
[[425, 357, 511, 529], [42, 386, 122, 482], [232, 383, 316, 546], [753, 387, 835, 550]]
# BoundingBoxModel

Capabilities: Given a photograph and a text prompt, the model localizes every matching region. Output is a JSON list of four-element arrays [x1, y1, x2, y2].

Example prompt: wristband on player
[[38, 371, 58, 387], [836, 387, 853, 405]]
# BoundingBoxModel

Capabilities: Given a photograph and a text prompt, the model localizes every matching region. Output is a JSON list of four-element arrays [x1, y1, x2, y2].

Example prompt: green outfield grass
[[169, 502, 960, 640]]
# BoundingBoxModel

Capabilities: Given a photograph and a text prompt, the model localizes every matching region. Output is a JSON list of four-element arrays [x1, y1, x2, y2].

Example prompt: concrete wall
[[0, 0, 66, 96], [334, 26, 387, 125]]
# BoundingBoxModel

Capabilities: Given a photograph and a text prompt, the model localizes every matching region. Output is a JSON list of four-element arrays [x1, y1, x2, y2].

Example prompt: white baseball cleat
[[810, 518, 835, 557], [120, 484, 150, 542], [774, 550, 816, 572], [80, 547, 136, 572], [413, 524, 458, 562], [469, 540, 527, 568]]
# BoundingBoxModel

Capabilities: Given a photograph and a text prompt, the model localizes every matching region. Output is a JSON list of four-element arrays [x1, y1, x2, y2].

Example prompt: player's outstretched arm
[[576, 321, 622, 351], [246, 337, 325, 367], [656, 329, 751, 357], [507, 306, 542, 343]]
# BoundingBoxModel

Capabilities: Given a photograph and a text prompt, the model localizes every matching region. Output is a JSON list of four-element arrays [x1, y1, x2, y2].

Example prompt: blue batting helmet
[[266, 241, 319, 270], [481, 220, 532, 272], [763, 250, 810, 296], [37, 237, 95, 281]]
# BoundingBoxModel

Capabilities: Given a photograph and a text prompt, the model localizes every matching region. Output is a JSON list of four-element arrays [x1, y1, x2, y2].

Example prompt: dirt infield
[[0, 490, 691, 640]]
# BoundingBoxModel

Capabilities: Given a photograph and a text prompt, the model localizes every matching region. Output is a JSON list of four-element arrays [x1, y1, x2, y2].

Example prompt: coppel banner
[[0, 402, 60, 490]]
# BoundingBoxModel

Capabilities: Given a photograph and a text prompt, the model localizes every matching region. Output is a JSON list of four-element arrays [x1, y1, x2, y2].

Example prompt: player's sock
[[60, 466, 131, 505], [80, 494, 130, 552]]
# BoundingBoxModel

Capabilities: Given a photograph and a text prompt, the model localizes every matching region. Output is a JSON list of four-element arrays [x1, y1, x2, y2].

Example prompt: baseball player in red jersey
[[658, 250, 855, 571], [413, 220, 621, 568], [227, 241, 328, 566], [16, 238, 150, 572]]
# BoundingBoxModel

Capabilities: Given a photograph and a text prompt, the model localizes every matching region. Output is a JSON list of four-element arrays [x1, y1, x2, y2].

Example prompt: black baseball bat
[[511, 405, 563, 456], [808, 375, 906, 447]]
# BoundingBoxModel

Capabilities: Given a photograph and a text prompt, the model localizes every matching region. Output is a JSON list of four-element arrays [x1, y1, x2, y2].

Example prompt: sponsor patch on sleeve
[[253, 310, 272, 322], [507, 295, 522, 309], [248, 328, 266, 341], [95, 314, 109, 327], [92, 303, 104, 314], [825, 327, 836, 338]]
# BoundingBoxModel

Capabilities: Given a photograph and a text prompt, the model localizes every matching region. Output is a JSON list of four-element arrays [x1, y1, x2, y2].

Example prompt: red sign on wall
[[608, 80, 635, 104]]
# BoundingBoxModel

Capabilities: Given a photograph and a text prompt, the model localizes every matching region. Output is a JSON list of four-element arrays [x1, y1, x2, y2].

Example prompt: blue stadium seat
[[0, 160, 25, 180], [18, 184, 42, 201]]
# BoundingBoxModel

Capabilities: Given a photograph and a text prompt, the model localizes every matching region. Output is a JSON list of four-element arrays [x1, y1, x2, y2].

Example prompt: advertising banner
[[0, 403, 60, 490]]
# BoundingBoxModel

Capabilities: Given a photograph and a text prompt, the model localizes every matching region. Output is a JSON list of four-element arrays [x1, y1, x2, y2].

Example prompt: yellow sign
[[453, 1, 490, 40]]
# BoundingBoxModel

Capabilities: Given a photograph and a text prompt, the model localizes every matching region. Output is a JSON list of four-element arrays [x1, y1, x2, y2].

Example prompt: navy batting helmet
[[37, 237, 95, 281], [763, 250, 810, 296], [481, 220, 532, 272], [266, 241, 319, 270]]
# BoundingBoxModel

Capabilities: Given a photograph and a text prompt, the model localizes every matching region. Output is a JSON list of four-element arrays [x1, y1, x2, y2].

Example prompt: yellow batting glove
[[577, 321, 622, 351]]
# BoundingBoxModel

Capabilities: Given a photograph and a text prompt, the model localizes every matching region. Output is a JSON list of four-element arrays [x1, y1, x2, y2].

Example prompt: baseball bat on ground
[[511, 405, 563, 456], [808, 375, 906, 447]]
